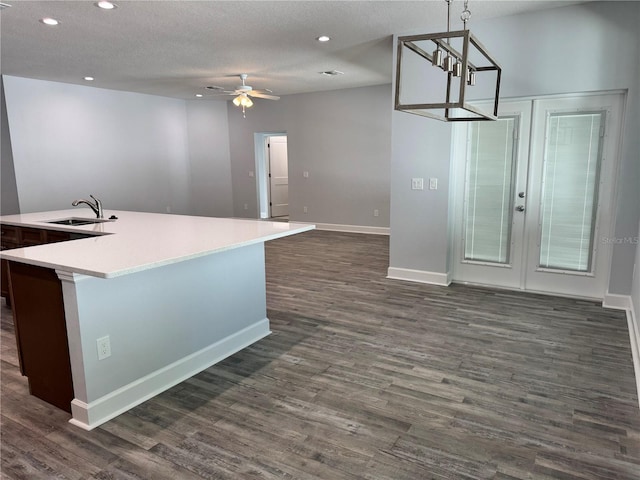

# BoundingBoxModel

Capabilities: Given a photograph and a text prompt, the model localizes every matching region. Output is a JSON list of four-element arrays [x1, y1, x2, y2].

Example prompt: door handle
[[515, 205, 525, 212], [518, 192, 526, 198]]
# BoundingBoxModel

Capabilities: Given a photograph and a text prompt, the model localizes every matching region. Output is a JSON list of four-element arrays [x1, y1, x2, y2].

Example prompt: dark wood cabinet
[[0, 224, 89, 303], [1, 225, 20, 303], [8, 261, 73, 412], [0, 224, 94, 412]]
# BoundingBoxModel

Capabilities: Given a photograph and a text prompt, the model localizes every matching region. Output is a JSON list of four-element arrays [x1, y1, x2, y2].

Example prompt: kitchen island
[[0, 209, 314, 430]]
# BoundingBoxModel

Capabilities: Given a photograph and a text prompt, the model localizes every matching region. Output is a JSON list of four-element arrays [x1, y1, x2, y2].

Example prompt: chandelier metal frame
[[394, 1, 501, 122]]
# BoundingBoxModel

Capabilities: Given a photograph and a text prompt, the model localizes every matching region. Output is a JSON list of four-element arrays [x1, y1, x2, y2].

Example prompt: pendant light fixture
[[395, 0, 501, 121]]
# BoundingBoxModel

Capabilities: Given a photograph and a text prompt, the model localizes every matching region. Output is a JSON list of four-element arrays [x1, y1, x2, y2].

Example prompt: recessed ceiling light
[[195, 94, 203, 98], [84, 76, 95, 81], [40, 17, 60, 26], [95, 1, 117, 9], [317, 35, 330, 42]]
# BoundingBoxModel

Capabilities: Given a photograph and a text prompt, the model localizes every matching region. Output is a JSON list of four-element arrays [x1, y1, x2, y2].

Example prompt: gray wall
[[185, 100, 233, 217], [227, 84, 392, 227], [390, 1, 640, 296], [3, 76, 193, 214], [633, 222, 640, 320], [1, 77, 20, 215]]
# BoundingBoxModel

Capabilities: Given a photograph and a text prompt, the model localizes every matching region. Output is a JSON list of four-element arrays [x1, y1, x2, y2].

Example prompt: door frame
[[253, 131, 287, 219], [450, 90, 626, 300]]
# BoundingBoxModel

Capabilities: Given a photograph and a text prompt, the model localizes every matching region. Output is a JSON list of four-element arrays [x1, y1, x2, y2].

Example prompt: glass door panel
[[539, 113, 604, 272], [464, 117, 517, 264]]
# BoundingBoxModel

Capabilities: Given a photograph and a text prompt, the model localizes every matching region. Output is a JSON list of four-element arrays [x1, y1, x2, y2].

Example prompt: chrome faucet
[[72, 195, 103, 218]]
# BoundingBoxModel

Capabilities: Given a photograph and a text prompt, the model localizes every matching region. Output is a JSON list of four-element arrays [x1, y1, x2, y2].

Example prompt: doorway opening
[[254, 132, 289, 220]]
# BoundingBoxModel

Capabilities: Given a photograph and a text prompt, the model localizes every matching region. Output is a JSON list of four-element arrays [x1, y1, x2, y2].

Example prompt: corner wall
[[185, 100, 234, 217], [1, 77, 19, 215], [3, 76, 193, 215], [389, 1, 640, 295], [227, 84, 392, 229], [632, 221, 640, 325]]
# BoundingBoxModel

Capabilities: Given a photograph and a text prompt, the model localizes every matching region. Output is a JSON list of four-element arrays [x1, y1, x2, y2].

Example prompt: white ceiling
[[1, 0, 585, 100]]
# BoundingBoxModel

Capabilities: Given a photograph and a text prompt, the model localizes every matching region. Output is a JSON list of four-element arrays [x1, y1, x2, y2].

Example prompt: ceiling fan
[[205, 74, 280, 116]]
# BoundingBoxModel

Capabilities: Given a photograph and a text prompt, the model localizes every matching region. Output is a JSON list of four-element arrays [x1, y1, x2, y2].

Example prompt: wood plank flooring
[[2, 230, 639, 479]]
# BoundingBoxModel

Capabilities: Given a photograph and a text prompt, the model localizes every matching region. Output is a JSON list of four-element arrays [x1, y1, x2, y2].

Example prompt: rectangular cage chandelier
[[395, 0, 501, 122]]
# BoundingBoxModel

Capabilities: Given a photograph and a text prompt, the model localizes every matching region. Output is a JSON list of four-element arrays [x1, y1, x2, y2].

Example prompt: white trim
[[627, 303, 640, 407], [601, 293, 639, 409], [626, 301, 640, 409], [315, 223, 389, 236], [452, 280, 601, 301], [387, 267, 451, 286], [68, 319, 271, 430], [603, 292, 632, 311]]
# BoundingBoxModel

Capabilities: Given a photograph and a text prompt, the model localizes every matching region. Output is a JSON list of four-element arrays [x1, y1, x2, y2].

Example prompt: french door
[[452, 93, 624, 299]]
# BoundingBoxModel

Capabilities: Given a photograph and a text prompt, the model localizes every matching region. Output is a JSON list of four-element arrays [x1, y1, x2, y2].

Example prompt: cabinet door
[[1, 224, 19, 245], [20, 228, 46, 246]]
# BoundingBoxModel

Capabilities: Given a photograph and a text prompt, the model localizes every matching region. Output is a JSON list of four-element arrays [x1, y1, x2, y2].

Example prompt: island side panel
[[59, 242, 270, 430], [7, 261, 74, 412]]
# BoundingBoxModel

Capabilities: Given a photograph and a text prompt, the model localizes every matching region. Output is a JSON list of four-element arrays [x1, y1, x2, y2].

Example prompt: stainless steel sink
[[46, 218, 110, 226]]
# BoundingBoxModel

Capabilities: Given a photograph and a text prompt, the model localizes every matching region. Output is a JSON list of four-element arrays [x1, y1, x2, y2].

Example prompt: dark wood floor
[[1, 230, 639, 479]]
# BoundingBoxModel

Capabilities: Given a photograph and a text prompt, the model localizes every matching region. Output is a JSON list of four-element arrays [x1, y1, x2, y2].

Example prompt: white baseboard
[[315, 223, 390, 236], [69, 319, 271, 431], [603, 293, 632, 310], [603, 293, 639, 409], [387, 267, 451, 286], [627, 302, 640, 409]]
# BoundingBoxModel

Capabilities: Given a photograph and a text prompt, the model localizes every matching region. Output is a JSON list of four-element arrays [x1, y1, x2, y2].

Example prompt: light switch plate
[[429, 178, 438, 190], [411, 178, 424, 190]]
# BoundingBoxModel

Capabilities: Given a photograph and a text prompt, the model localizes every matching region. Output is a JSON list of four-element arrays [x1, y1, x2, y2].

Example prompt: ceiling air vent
[[319, 70, 344, 76], [0, 2, 12, 9]]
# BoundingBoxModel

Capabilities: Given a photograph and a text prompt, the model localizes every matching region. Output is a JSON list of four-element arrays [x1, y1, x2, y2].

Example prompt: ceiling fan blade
[[249, 92, 280, 100]]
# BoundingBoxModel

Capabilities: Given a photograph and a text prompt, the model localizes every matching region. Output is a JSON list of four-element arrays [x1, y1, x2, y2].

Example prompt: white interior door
[[268, 135, 289, 218], [452, 101, 531, 289], [453, 93, 624, 300]]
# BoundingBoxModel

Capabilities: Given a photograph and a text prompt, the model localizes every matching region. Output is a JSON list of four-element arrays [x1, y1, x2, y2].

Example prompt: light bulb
[[453, 61, 462, 77], [444, 56, 455, 72], [432, 48, 443, 68]]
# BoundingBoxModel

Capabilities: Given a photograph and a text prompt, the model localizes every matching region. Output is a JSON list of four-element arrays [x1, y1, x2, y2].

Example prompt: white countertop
[[0, 209, 314, 278]]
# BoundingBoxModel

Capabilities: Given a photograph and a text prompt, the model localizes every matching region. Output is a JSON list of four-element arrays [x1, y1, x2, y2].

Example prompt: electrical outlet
[[166, 206, 171, 213], [97, 335, 111, 360], [303, 206, 308, 214], [374, 209, 379, 217], [249, 171, 255, 177], [303, 171, 309, 178], [244, 203, 248, 210]]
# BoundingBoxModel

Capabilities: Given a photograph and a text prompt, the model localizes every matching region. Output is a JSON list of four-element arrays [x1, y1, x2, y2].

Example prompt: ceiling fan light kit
[[204, 74, 279, 118], [394, 0, 501, 122]]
